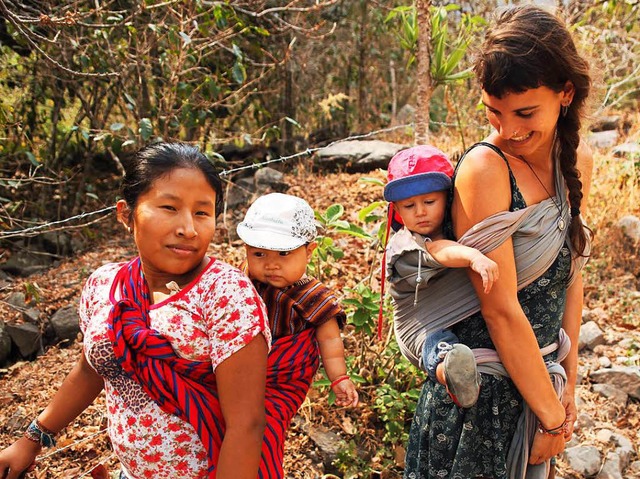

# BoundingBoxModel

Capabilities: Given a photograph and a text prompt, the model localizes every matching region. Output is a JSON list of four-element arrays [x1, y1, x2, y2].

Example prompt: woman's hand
[[0, 437, 41, 479], [529, 430, 565, 465]]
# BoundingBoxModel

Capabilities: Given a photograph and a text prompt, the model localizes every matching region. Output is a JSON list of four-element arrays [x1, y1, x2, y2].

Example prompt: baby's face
[[244, 243, 315, 288], [394, 190, 447, 239]]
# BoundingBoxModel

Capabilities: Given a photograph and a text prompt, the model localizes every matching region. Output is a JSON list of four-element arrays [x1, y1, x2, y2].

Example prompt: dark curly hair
[[474, 5, 592, 256]]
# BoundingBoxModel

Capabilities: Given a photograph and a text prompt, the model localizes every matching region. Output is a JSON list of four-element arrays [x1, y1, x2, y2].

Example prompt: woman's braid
[[557, 108, 590, 256]]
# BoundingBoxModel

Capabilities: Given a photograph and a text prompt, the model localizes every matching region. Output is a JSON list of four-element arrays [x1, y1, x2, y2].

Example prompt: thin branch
[[231, 0, 339, 19], [0, 0, 121, 78], [599, 62, 640, 113]]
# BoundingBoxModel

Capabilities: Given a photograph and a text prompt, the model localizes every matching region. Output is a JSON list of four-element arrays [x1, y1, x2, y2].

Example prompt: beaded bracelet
[[537, 419, 568, 436], [24, 419, 57, 448], [330, 375, 350, 389]]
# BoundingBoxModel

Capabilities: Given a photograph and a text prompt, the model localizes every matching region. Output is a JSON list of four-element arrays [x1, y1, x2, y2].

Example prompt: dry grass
[[582, 113, 640, 330], [0, 115, 639, 478]]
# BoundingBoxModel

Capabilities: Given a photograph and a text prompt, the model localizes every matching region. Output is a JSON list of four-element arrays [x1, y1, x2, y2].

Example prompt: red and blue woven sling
[[107, 258, 222, 479], [259, 326, 319, 479]]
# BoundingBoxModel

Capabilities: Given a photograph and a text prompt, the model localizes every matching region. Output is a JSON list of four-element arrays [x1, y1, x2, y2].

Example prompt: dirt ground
[[1, 164, 639, 478]]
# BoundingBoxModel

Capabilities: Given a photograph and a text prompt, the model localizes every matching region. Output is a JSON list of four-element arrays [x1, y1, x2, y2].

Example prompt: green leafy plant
[[342, 283, 381, 336], [385, 6, 418, 68], [310, 203, 372, 281], [24, 281, 43, 304], [385, 3, 484, 85], [373, 382, 421, 444], [332, 438, 374, 478]]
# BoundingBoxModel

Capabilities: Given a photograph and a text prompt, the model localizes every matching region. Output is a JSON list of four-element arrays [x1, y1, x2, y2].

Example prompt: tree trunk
[[390, 59, 397, 124], [415, 0, 432, 144], [356, 0, 368, 131], [282, 38, 295, 155]]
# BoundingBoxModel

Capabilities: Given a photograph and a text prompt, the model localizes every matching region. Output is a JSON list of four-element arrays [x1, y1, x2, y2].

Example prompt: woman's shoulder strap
[[444, 142, 519, 239], [455, 141, 512, 174]]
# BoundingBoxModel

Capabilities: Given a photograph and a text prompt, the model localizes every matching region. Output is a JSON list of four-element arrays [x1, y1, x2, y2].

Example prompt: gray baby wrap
[[387, 154, 590, 479], [388, 165, 587, 368], [474, 330, 570, 479]]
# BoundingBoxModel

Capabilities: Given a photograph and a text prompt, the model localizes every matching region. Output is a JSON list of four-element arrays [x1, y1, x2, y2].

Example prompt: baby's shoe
[[443, 344, 480, 408]]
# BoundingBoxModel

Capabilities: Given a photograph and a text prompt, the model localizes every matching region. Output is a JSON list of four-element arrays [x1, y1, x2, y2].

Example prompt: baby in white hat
[[237, 192, 358, 476]]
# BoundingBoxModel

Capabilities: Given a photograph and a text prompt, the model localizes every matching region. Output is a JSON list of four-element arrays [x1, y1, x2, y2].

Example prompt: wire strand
[[0, 206, 116, 239], [0, 121, 461, 240]]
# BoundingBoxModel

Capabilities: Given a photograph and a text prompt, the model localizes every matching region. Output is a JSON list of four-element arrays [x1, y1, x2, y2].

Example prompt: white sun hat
[[236, 193, 318, 251]]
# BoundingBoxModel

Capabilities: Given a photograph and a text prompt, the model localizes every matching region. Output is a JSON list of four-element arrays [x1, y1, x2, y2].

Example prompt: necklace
[[502, 147, 567, 232]]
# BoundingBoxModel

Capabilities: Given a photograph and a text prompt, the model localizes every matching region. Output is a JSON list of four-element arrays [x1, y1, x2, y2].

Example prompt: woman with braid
[[398, 5, 593, 478], [0, 143, 270, 479]]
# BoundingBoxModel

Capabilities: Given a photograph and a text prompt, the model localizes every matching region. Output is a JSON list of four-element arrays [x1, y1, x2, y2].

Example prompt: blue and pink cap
[[383, 145, 454, 202]]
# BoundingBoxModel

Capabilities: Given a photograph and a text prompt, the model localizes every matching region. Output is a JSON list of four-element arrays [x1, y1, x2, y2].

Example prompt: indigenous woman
[[0, 143, 270, 479]]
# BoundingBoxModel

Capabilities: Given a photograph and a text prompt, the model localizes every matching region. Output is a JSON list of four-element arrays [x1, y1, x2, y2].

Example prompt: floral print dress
[[404, 144, 572, 479], [80, 258, 270, 479]]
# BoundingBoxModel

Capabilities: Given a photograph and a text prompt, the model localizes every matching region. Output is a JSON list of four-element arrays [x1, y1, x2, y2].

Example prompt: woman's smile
[[511, 131, 533, 142]]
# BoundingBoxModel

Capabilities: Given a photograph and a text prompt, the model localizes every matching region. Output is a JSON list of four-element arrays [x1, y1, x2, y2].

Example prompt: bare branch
[[0, 0, 121, 78], [230, 0, 338, 19]]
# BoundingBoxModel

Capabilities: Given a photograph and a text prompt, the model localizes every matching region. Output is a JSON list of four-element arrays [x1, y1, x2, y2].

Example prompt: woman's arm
[[215, 334, 268, 479], [317, 319, 359, 407], [0, 352, 104, 479], [559, 275, 582, 439], [452, 148, 566, 460]]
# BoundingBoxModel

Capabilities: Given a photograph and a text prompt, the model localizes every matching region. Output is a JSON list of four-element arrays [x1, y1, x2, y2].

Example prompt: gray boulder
[[596, 452, 623, 479], [592, 384, 628, 406], [0, 321, 11, 365], [50, 305, 81, 342], [226, 176, 255, 210], [589, 115, 621, 132], [5, 322, 42, 357], [254, 167, 288, 193], [590, 366, 640, 399], [579, 321, 606, 351], [564, 445, 602, 477], [612, 141, 640, 159], [0, 250, 52, 277], [587, 130, 619, 149], [617, 215, 640, 243], [314, 140, 406, 173]]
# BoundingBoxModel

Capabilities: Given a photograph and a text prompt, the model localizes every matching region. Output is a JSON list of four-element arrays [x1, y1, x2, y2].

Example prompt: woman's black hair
[[474, 5, 592, 256], [121, 142, 224, 219]]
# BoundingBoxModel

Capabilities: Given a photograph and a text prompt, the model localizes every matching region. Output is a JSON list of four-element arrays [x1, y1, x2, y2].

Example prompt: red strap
[[377, 205, 394, 341]]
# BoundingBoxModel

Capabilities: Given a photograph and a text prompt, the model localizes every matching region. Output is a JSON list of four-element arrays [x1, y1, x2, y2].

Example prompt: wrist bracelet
[[330, 375, 350, 389], [24, 419, 57, 448], [537, 419, 568, 436]]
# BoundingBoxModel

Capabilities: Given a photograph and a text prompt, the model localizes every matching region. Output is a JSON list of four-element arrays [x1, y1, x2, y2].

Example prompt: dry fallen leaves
[[1, 166, 639, 478]]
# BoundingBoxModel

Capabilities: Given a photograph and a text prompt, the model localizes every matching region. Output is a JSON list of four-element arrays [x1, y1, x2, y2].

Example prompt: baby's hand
[[469, 252, 499, 294], [330, 376, 359, 408]]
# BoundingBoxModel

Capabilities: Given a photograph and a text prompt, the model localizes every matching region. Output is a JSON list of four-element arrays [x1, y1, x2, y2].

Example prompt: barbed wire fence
[[0, 122, 465, 241]]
